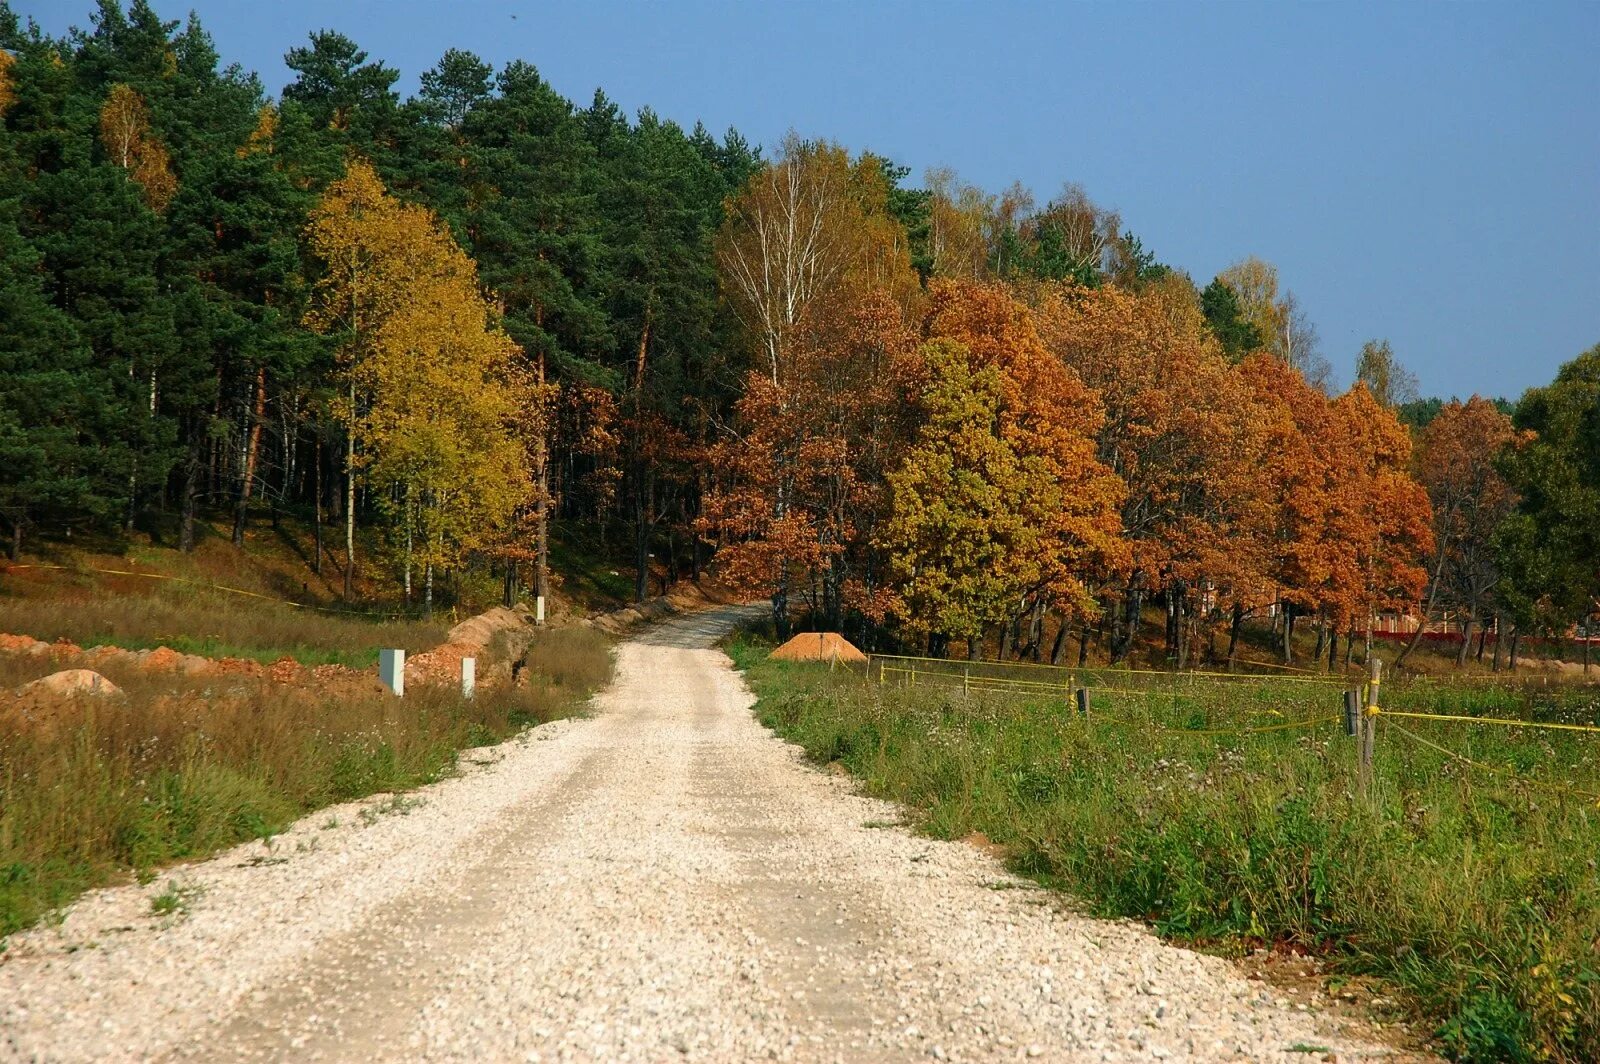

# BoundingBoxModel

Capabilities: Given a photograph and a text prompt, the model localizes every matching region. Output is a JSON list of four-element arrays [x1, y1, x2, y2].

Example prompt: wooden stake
[[1360, 656, 1381, 799]]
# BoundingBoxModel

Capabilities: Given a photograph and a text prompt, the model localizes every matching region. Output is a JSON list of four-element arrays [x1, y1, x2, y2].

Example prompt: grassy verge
[[0, 627, 612, 938], [729, 637, 1600, 1063]]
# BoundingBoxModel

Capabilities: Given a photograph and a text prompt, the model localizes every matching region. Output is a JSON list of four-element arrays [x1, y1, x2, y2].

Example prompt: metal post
[[1075, 687, 1090, 717]]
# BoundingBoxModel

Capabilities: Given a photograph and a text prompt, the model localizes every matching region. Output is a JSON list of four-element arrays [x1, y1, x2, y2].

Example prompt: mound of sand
[[769, 632, 867, 664]]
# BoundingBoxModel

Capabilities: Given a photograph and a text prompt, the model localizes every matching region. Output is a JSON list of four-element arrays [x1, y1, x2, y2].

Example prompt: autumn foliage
[[701, 147, 1440, 665], [98, 83, 176, 212], [305, 159, 534, 608], [3, 6, 1582, 681]]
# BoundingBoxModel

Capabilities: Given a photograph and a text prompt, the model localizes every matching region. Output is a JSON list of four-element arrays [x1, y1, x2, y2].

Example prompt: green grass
[[0, 627, 612, 940], [730, 637, 1600, 1063], [148, 880, 201, 918]]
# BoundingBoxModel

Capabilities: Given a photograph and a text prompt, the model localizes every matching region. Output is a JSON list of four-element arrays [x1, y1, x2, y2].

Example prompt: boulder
[[18, 669, 121, 698]]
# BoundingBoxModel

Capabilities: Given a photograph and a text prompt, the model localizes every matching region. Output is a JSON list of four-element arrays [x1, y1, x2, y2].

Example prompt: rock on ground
[[16, 668, 120, 698], [0, 606, 1401, 1062]]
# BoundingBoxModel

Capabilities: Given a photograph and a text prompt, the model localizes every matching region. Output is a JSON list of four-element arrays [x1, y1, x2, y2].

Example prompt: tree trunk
[[178, 436, 199, 552], [343, 380, 356, 601], [1226, 602, 1245, 669], [772, 581, 790, 641], [534, 348, 551, 621], [1396, 542, 1449, 669], [7, 516, 21, 562], [1327, 629, 1338, 671], [1078, 623, 1092, 667], [232, 367, 267, 547], [1509, 629, 1520, 671], [1492, 615, 1505, 672], [424, 561, 433, 621], [633, 474, 650, 604], [313, 434, 323, 576], [1281, 603, 1295, 664], [1456, 617, 1475, 668], [1049, 616, 1070, 665], [403, 503, 413, 605], [1111, 576, 1145, 664], [126, 453, 138, 533], [1171, 582, 1184, 656]]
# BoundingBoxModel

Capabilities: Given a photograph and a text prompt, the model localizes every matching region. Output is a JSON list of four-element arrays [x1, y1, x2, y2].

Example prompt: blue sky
[[18, 0, 1598, 399]]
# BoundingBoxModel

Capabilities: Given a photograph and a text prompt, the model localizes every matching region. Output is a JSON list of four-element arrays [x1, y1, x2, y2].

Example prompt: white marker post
[[535, 595, 546, 626], [461, 656, 476, 700], [379, 648, 405, 697]]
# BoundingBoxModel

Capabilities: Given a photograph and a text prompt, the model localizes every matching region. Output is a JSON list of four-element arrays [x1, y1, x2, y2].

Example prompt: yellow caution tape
[[1369, 706, 1600, 736], [1387, 721, 1600, 808], [869, 652, 1345, 686]]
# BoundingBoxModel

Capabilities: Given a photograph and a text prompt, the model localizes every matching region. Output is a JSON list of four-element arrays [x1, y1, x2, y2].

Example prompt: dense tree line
[[1, 2, 1594, 661], [0, 0, 757, 612]]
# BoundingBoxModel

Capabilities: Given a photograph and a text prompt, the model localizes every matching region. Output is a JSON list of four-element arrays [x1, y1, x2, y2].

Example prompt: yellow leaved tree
[[304, 158, 534, 609], [98, 83, 176, 212], [0, 49, 16, 119]]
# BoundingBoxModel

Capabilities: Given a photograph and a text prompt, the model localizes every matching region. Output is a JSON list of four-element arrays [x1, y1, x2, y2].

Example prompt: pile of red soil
[[769, 632, 868, 664]]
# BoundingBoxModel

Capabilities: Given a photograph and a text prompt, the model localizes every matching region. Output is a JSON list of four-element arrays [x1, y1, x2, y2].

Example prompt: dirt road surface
[[1, 606, 1391, 1062]]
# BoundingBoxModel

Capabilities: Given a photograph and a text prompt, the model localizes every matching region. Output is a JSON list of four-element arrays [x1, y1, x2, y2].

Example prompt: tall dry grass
[[0, 575, 446, 667], [0, 627, 612, 937]]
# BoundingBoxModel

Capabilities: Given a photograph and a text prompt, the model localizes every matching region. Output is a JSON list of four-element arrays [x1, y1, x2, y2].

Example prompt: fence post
[[1075, 687, 1090, 717], [964, 665, 971, 699], [1360, 657, 1381, 799], [909, 663, 915, 690]]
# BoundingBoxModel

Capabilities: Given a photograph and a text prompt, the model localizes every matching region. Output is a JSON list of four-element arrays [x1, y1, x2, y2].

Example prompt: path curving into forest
[[0, 605, 1397, 1062]]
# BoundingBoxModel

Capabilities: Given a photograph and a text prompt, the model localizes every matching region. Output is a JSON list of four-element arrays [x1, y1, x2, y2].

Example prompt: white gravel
[[0, 605, 1395, 1062]]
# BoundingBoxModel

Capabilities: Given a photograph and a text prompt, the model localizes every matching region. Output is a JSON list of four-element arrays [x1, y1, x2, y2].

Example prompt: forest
[[2, 0, 1597, 666]]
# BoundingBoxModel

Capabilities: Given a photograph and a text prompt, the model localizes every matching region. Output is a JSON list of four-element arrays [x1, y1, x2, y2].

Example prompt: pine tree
[[0, 211, 117, 557]]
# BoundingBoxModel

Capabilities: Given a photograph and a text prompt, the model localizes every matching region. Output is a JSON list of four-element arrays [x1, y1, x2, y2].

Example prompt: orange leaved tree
[[1033, 281, 1275, 665], [882, 281, 1124, 658], [705, 138, 921, 638], [1396, 397, 1523, 667]]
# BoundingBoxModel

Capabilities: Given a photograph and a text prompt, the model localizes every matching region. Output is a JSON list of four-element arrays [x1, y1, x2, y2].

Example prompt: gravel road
[[1, 605, 1394, 1062]]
